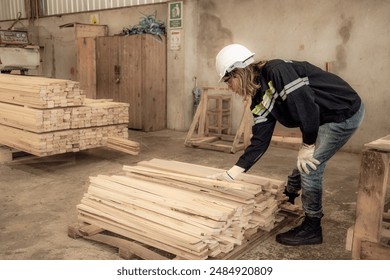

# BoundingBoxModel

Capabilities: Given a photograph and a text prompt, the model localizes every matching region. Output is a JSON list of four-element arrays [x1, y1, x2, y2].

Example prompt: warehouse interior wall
[[1, 0, 389, 153], [175, 0, 390, 153]]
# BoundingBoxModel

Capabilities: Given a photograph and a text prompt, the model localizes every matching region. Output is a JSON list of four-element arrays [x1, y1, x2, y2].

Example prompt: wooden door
[[96, 36, 120, 101], [96, 35, 166, 131], [118, 36, 143, 130], [77, 37, 97, 98], [141, 35, 167, 132]]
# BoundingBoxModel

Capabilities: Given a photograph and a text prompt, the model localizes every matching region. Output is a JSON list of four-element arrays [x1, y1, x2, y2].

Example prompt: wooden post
[[351, 148, 390, 259]]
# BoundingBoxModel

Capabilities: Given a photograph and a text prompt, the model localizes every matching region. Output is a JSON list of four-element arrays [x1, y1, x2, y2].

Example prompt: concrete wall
[[174, 0, 390, 152], [1, 0, 389, 152]]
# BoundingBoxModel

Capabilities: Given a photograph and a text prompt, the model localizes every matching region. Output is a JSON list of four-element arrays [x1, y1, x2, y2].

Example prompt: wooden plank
[[195, 142, 233, 153], [364, 135, 390, 152], [79, 224, 104, 236], [123, 165, 255, 200], [134, 159, 264, 193], [188, 136, 219, 145], [85, 233, 169, 260], [346, 225, 354, 251], [106, 136, 140, 156], [351, 149, 390, 259], [139, 158, 283, 190]]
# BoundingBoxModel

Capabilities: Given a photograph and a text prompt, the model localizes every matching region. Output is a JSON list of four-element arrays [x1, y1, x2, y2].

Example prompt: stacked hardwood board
[[0, 74, 84, 108], [0, 74, 130, 157], [0, 99, 129, 133], [76, 159, 291, 260]]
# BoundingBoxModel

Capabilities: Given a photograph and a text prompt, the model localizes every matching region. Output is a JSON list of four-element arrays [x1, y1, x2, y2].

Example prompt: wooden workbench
[[351, 135, 390, 259]]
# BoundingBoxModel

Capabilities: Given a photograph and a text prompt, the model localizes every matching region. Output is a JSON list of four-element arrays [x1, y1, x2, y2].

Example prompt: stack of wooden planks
[[0, 74, 84, 108], [77, 159, 290, 260], [0, 99, 129, 133], [0, 74, 131, 157]]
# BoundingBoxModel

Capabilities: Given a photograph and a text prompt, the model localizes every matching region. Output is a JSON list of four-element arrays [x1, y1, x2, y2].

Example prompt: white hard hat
[[215, 44, 255, 82]]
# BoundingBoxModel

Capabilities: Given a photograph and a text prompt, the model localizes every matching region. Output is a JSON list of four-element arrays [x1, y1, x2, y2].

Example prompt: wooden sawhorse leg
[[351, 149, 390, 259]]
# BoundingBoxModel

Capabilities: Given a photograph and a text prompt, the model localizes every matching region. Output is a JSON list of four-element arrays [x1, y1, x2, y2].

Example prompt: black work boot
[[275, 215, 323, 246]]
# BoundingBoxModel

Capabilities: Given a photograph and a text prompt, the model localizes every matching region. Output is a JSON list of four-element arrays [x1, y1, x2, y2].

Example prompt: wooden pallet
[[68, 211, 301, 260], [0, 145, 76, 164]]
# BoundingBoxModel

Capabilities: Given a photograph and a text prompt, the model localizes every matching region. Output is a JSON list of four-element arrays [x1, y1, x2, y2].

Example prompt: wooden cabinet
[[96, 34, 166, 131]]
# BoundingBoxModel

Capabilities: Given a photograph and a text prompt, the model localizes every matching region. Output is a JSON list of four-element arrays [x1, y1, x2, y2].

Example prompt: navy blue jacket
[[236, 59, 361, 171]]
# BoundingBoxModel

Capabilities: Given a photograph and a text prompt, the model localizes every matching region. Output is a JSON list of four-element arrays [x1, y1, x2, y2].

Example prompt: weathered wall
[[179, 0, 390, 152]]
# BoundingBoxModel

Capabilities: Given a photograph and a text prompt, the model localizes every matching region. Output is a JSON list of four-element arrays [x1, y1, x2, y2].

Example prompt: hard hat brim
[[218, 56, 255, 83]]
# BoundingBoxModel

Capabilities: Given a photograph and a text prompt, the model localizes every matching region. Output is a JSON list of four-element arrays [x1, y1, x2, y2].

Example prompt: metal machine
[[0, 29, 40, 74]]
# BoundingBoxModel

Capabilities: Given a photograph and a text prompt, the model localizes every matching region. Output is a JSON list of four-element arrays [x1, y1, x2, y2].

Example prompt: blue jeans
[[298, 103, 365, 218]]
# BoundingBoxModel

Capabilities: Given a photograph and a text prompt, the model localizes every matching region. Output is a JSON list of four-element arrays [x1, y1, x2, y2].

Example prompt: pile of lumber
[[76, 159, 291, 260], [0, 99, 129, 133], [0, 74, 132, 157], [0, 124, 128, 156], [0, 74, 84, 108]]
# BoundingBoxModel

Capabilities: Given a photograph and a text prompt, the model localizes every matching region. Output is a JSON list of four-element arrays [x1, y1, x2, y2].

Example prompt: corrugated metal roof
[[0, 0, 168, 20]]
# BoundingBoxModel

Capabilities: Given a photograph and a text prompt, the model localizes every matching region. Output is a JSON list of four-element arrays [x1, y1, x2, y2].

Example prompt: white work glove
[[207, 165, 245, 182], [297, 144, 320, 174]]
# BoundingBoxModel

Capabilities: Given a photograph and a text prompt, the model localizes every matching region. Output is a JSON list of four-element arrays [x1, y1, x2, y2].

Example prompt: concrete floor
[[0, 129, 365, 260]]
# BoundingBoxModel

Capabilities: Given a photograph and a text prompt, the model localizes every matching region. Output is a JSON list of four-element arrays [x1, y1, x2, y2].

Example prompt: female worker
[[209, 44, 365, 246]]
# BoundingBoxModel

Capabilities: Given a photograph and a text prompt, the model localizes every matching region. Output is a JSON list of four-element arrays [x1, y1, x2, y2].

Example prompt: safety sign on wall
[[169, 1, 183, 29]]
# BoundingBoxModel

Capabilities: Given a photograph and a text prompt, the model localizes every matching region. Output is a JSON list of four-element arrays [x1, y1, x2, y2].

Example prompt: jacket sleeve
[[235, 117, 276, 171], [268, 62, 319, 145]]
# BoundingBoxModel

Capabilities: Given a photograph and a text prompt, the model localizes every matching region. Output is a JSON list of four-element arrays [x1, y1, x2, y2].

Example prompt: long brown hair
[[229, 60, 267, 99]]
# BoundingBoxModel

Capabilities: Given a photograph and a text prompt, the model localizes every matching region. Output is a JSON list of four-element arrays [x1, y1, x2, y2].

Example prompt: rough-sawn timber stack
[[0, 74, 132, 157], [75, 159, 294, 260]]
